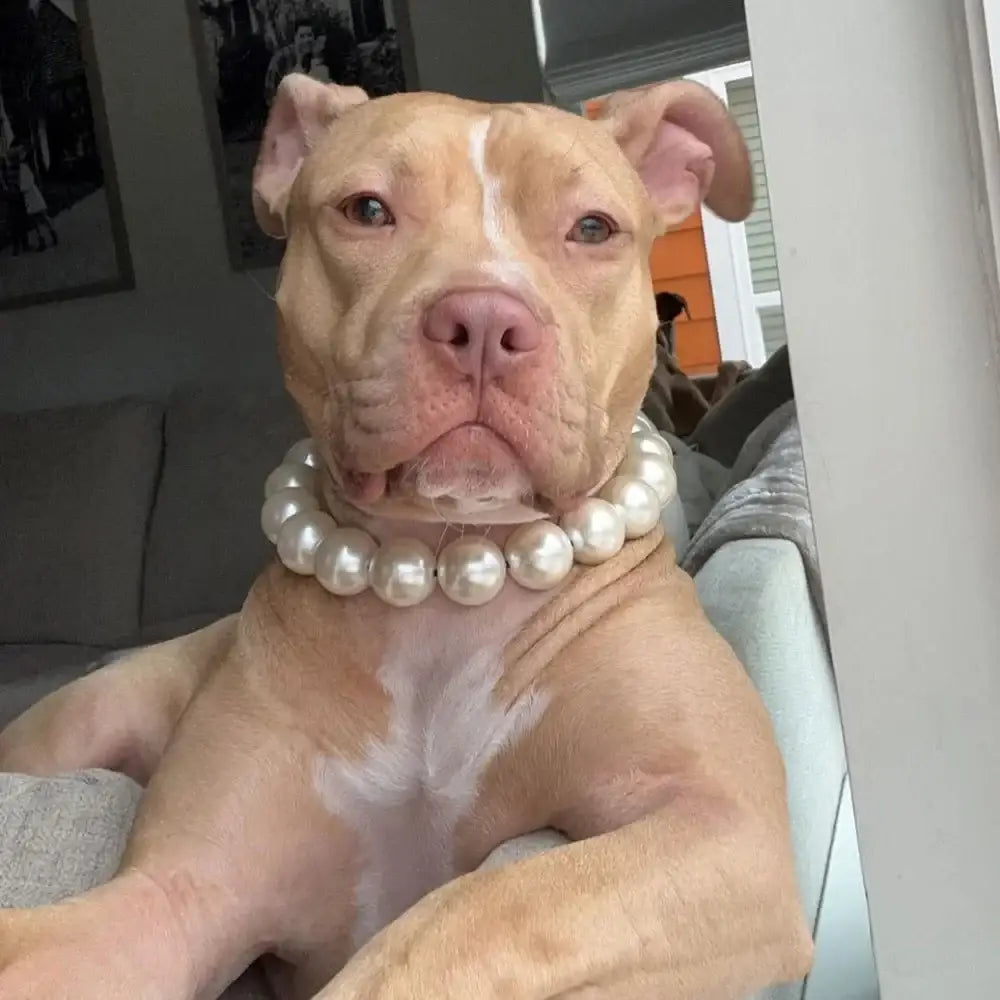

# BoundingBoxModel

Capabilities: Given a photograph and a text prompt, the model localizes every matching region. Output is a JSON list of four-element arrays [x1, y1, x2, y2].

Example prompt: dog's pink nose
[[423, 291, 542, 380]]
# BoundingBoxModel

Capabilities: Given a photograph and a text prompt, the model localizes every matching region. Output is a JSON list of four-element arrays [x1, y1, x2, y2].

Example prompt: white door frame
[[686, 60, 769, 367], [746, 0, 1000, 995]]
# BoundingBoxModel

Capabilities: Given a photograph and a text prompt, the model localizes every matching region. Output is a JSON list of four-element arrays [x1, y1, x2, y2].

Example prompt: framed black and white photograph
[[191, 0, 407, 271], [0, 0, 133, 311]]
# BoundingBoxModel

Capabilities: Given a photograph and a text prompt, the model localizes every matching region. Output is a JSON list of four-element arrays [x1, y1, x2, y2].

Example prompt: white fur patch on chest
[[313, 605, 549, 946]]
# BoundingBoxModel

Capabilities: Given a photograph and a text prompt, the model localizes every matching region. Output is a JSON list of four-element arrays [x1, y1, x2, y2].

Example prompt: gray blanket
[[680, 401, 825, 623]]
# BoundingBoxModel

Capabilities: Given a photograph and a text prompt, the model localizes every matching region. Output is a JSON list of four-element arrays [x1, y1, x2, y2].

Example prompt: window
[[688, 61, 787, 364]]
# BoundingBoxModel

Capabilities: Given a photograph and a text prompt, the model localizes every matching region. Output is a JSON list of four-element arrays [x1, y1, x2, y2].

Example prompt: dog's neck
[[262, 429, 674, 607], [321, 480, 547, 552]]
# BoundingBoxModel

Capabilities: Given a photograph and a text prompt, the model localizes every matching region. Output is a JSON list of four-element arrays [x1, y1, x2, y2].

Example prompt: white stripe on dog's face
[[468, 116, 530, 285]]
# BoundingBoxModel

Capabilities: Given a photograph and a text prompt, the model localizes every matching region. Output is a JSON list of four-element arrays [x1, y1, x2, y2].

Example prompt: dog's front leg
[[0, 653, 351, 999], [0, 617, 234, 782], [312, 580, 813, 1000], [0, 868, 208, 1000], [316, 829, 808, 1000], [311, 807, 809, 1000]]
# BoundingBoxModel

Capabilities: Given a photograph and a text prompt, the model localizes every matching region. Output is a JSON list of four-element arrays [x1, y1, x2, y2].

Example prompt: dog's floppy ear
[[252, 73, 368, 238], [599, 81, 753, 229]]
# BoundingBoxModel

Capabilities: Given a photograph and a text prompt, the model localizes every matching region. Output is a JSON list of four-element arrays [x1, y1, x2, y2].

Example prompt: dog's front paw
[[0, 907, 90, 999], [311, 897, 487, 1000], [0, 903, 176, 1000]]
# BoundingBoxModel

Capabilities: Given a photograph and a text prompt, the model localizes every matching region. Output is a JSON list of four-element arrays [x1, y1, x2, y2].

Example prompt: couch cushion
[[0, 770, 140, 907], [695, 538, 843, 965], [0, 643, 109, 728], [688, 345, 793, 466], [141, 388, 305, 632], [0, 399, 163, 645]]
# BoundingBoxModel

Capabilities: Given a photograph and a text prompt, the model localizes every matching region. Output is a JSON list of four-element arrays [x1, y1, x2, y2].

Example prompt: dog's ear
[[253, 73, 368, 238], [599, 81, 753, 228]]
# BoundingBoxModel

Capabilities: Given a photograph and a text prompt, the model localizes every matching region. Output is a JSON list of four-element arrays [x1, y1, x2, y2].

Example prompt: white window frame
[[686, 60, 770, 368], [745, 0, 1000, 995]]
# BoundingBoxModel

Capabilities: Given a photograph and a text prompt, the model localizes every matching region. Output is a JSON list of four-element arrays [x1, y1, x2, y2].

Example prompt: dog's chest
[[312, 600, 549, 946]]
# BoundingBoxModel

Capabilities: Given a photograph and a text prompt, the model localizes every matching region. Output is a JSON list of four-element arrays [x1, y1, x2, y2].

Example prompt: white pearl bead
[[560, 498, 626, 566], [265, 461, 317, 498], [504, 521, 574, 590], [260, 487, 319, 543], [629, 431, 674, 464], [314, 527, 378, 596], [285, 437, 321, 469], [616, 451, 677, 506], [632, 412, 655, 435], [276, 509, 336, 575], [599, 476, 662, 539], [437, 537, 506, 606], [369, 538, 437, 607]]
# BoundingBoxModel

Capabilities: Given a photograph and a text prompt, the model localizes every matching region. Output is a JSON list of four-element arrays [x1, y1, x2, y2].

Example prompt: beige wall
[[402, 0, 543, 102]]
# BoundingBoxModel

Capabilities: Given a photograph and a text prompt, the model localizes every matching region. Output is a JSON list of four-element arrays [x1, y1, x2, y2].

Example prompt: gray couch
[[0, 388, 304, 729], [0, 389, 877, 1000]]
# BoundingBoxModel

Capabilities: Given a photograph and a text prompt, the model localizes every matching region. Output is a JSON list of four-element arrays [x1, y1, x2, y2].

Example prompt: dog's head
[[253, 75, 751, 522]]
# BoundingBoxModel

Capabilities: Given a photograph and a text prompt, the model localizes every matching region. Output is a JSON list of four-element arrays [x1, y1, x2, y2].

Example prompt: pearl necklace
[[260, 414, 676, 608]]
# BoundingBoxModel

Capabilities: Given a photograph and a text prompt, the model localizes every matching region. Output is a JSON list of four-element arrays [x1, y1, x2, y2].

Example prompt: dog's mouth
[[338, 424, 553, 520]]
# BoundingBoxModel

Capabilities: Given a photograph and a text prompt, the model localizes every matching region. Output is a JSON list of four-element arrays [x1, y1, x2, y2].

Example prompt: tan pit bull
[[0, 75, 812, 999]]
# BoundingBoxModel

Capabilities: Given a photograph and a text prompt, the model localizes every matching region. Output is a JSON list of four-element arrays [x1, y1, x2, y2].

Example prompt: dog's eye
[[341, 195, 394, 228], [567, 214, 617, 244]]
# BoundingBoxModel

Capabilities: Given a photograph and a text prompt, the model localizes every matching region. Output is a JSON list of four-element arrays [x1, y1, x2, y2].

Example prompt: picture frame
[[0, 0, 134, 312], [188, 0, 408, 272]]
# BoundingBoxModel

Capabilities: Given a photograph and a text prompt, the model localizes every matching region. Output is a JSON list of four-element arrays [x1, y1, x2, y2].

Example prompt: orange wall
[[582, 99, 721, 376], [649, 212, 720, 375]]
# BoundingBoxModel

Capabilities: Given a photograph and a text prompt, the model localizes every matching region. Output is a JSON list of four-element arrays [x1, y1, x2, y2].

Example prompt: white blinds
[[725, 75, 787, 355], [725, 77, 780, 296], [759, 305, 787, 357]]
